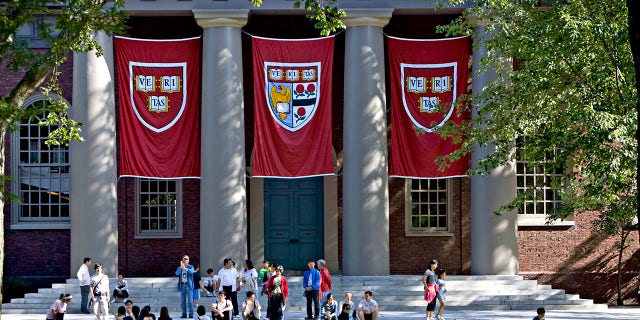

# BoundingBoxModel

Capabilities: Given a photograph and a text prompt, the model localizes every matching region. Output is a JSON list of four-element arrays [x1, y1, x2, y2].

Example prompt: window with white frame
[[405, 178, 451, 235], [516, 138, 568, 225], [136, 178, 182, 238], [11, 98, 70, 227]]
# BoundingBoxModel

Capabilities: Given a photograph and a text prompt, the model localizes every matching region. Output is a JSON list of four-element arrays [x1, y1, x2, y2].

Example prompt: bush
[[2, 276, 30, 303]]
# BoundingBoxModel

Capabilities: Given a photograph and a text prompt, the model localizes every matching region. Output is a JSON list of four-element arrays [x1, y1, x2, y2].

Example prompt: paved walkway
[[4, 307, 640, 320]]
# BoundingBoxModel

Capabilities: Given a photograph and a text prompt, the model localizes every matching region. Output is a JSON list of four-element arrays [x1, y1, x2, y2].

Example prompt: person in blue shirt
[[175, 255, 196, 318], [303, 259, 321, 320]]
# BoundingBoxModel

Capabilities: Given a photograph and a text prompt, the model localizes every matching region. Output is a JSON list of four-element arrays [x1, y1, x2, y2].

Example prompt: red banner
[[115, 36, 201, 178], [388, 36, 471, 178], [252, 36, 334, 177]]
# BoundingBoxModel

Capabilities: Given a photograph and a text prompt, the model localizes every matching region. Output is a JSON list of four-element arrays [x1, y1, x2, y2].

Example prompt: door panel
[[264, 177, 323, 270]]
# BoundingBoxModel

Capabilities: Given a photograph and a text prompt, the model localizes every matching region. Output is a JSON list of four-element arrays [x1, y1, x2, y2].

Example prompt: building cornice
[[193, 9, 249, 28], [342, 8, 393, 28]]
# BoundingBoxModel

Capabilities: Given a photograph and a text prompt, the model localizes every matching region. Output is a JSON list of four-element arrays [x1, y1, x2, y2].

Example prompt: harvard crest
[[401, 62, 458, 132], [264, 62, 321, 132], [129, 62, 188, 133]]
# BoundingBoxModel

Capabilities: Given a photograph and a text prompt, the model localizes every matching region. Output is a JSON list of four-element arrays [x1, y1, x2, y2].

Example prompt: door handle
[[289, 239, 299, 243]]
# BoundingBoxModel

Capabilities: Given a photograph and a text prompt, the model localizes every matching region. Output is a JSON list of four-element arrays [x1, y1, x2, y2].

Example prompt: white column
[[470, 25, 519, 275], [194, 9, 249, 270], [70, 31, 118, 276], [342, 9, 392, 276]]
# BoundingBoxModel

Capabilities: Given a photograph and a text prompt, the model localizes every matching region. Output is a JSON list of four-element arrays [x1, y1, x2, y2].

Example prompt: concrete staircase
[[1, 275, 607, 315]]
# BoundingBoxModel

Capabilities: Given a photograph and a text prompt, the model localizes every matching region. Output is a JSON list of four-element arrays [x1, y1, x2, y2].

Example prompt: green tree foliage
[[1, 0, 126, 141], [438, 0, 637, 303], [0, 0, 126, 308], [439, 0, 636, 225], [252, 0, 345, 36]]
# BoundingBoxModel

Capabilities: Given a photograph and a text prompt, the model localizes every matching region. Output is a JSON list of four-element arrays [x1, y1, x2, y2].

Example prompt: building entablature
[[122, 0, 468, 16]]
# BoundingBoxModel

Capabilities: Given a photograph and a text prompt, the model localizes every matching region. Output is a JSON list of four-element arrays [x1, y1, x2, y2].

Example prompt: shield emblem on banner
[[129, 62, 188, 133], [401, 62, 458, 132], [264, 62, 321, 132]]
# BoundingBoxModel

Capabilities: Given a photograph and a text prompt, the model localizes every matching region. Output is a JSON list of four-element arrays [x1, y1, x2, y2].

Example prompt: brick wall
[[389, 178, 472, 275], [116, 178, 201, 276], [518, 213, 640, 305], [2, 50, 74, 287]]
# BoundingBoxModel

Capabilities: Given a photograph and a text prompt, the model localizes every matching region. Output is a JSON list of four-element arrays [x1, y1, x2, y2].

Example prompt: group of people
[[423, 259, 447, 320], [177, 255, 286, 320], [317, 291, 379, 320], [111, 299, 173, 320], [304, 259, 379, 320], [75, 257, 113, 320], [60, 255, 547, 320], [69, 254, 378, 320]]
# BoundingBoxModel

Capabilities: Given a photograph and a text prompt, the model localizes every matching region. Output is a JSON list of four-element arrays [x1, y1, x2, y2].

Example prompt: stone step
[[3, 275, 605, 314]]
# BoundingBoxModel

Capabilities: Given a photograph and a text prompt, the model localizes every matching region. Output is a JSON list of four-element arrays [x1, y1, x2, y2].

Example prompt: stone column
[[70, 31, 118, 276], [342, 9, 392, 276], [470, 26, 519, 275], [194, 9, 249, 270]]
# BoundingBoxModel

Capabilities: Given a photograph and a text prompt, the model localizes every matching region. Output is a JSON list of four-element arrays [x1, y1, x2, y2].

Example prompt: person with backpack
[[241, 290, 261, 320], [90, 263, 110, 320], [210, 291, 233, 320]]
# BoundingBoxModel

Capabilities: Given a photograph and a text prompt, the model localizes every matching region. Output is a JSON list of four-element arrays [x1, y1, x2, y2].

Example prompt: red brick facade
[[3, 51, 74, 284], [519, 214, 640, 305]]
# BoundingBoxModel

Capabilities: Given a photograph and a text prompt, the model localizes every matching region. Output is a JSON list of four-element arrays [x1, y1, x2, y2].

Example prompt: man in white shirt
[[338, 292, 356, 320], [89, 263, 110, 320], [76, 257, 92, 314], [357, 291, 378, 320], [217, 258, 241, 318]]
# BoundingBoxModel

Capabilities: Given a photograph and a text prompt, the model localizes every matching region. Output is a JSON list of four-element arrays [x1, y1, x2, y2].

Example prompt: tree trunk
[[628, 0, 640, 243], [0, 121, 7, 316], [617, 228, 630, 305]]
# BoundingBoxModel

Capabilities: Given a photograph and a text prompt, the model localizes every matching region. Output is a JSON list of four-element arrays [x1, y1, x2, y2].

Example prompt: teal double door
[[264, 177, 324, 270]]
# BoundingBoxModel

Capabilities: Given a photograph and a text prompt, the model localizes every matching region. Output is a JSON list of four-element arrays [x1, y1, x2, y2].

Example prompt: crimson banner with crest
[[388, 36, 471, 178], [115, 36, 201, 178], [252, 36, 334, 177]]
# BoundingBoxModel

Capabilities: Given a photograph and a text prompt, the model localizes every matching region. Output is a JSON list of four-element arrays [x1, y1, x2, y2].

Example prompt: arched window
[[11, 96, 70, 228]]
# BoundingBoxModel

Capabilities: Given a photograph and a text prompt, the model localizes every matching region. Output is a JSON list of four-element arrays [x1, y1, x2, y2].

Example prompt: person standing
[[90, 263, 110, 320], [241, 260, 258, 294], [435, 269, 447, 320], [76, 257, 92, 314], [46, 293, 72, 320], [257, 260, 270, 296], [422, 259, 439, 320], [175, 255, 196, 319], [266, 265, 289, 320], [317, 259, 332, 302], [194, 264, 206, 309], [303, 259, 321, 320], [217, 258, 241, 318]]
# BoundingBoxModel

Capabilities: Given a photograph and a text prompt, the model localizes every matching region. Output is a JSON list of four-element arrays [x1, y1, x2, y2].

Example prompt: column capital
[[342, 8, 393, 28], [193, 9, 249, 29]]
